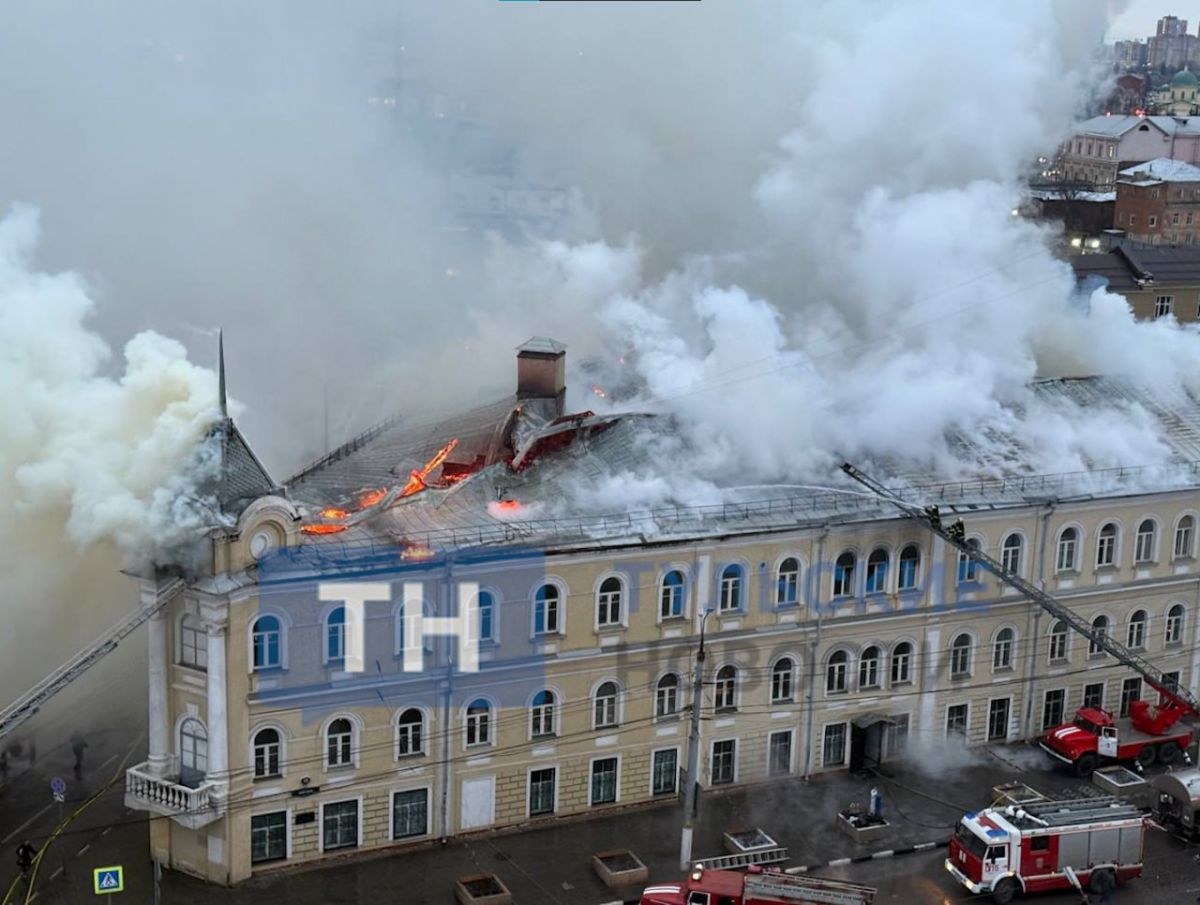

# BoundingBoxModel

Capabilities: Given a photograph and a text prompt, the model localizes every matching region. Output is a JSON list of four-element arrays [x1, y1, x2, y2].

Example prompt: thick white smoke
[[0, 206, 220, 698]]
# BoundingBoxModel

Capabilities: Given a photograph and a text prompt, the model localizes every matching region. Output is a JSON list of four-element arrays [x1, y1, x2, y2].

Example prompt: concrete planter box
[[723, 827, 778, 855], [991, 781, 1046, 807], [837, 810, 889, 844], [592, 850, 650, 890], [455, 874, 512, 905], [1093, 766, 1152, 809]]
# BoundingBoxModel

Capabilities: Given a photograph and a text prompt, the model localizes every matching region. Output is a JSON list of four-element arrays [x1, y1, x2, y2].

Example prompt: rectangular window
[[529, 768, 556, 816], [865, 557, 887, 594], [718, 570, 741, 612], [478, 594, 494, 642], [711, 739, 736, 784], [1156, 295, 1174, 318], [768, 730, 793, 776], [660, 580, 684, 619], [1049, 626, 1067, 662], [1042, 689, 1066, 730], [885, 714, 910, 758], [392, 789, 428, 840], [251, 812, 288, 864], [590, 758, 618, 806], [1173, 212, 1181, 226], [180, 621, 207, 670], [1161, 671, 1181, 705], [651, 748, 678, 796], [322, 800, 359, 851], [1083, 682, 1104, 711], [946, 704, 969, 738], [1120, 677, 1142, 718], [987, 699, 1010, 742], [822, 723, 847, 766], [1176, 522, 1194, 559]]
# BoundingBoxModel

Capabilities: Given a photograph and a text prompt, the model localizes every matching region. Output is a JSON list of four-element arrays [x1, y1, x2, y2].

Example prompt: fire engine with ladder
[[838, 464, 1192, 900], [638, 864, 875, 905]]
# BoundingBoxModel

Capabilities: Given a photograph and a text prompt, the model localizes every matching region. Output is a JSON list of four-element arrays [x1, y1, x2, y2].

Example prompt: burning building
[[123, 338, 1200, 884]]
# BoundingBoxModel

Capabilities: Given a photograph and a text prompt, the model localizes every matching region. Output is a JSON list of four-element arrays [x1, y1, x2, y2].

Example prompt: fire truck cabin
[[946, 797, 1144, 902]]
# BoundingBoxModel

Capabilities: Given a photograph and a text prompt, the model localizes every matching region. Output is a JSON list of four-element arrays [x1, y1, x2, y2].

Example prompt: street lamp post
[[679, 610, 709, 871]]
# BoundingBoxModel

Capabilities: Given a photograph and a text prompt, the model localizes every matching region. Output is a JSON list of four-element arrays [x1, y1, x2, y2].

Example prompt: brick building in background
[[1114, 157, 1200, 244]]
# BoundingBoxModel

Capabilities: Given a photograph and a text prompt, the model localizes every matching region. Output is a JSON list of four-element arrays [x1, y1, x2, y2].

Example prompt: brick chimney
[[516, 337, 566, 418]]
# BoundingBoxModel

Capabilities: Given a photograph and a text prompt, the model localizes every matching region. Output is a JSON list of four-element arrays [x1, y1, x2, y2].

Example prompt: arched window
[[718, 565, 743, 612], [1089, 615, 1110, 656], [397, 708, 424, 757], [534, 584, 560, 635], [1049, 619, 1068, 662], [1127, 610, 1148, 649], [833, 553, 856, 598], [465, 699, 491, 747], [660, 570, 685, 619], [594, 681, 619, 728], [1097, 523, 1118, 567], [326, 718, 353, 767], [180, 614, 207, 670], [898, 545, 921, 591], [1056, 527, 1078, 572], [993, 628, 1014, 670], [180, 718, 208, 786], [1135, 519, 1156, 563], [1001, 534, 1022, 575], [826, 650, 848, 694], [325, 606, 346, 663], [1167, 604, 1186, 644], [771, 658, 794, 703], [251, 615, 281, 670], [776, 558, 800, 607], [656, 674, 679, 718], [957, 539, 982, 583], [859, 646, 881, 689], [477, 590, 495, 642], [865, 549, 888, 594], [890, 642, 912, 685], [714, 665, 737, 711], [597, 577, 623, 628], [1175, 516, 1195, 559], [252, 727, 281, 778], [531, 690, 556, 737], [950, 634, 971, 678]]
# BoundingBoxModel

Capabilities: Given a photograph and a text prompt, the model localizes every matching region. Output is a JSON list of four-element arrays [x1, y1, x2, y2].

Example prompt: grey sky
[[1109, 1, 1200, 40]]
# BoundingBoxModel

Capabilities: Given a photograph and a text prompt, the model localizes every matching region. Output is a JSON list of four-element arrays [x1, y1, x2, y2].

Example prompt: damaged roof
[[1070, 243, 1200, 290]]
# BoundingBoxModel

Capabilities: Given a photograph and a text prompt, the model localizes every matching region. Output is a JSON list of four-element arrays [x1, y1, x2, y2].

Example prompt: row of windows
[[1069, 139, 1116, 159]]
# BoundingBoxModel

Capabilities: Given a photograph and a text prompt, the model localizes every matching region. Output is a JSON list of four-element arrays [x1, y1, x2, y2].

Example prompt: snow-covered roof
[[1073, 114, 1200, 138], [1119, 157, 1200, 183]]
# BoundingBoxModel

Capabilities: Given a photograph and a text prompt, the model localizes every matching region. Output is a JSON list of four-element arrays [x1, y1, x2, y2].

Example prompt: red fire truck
[[638, 865, 875, 905], [945, 797, 1145, 903], [1039, 698, 1194, 776]]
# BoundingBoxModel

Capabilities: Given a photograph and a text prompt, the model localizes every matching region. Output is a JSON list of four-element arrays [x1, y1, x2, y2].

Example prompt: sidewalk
[[160, 742, 1095, 904]]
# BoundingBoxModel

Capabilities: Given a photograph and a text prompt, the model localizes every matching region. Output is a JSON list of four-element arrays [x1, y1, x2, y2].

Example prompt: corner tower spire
[[218, 328, 228, 420]]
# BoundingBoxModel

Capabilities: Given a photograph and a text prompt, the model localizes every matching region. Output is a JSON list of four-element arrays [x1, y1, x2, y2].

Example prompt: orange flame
[[320, 507, 350, 520], [494, 499, 521, 511], [401, 545, 436, 560], [358, 488, 387, 508], [591, 385, 606, 399], [400, 438, 459, 497], [301, 524, 349, 535]]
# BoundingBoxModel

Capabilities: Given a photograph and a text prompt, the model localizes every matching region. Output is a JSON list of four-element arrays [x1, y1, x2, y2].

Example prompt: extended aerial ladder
[[840, 463, 1200, 729], [0, 576, 185, 741]]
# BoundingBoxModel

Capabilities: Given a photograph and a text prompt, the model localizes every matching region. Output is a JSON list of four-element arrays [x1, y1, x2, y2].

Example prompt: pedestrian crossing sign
[[92, 865, 123, 894]]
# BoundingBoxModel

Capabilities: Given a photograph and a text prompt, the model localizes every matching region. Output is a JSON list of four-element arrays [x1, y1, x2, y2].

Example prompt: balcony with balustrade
[[124, 761, 225, 830]]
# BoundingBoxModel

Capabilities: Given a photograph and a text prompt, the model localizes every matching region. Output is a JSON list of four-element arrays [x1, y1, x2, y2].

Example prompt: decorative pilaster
[[201, 607, 229, 788], [146, 591, 170, 777]]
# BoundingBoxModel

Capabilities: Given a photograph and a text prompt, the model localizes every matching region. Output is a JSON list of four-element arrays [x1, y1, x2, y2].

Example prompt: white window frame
[[897, 545, 921, 591], [993, 628, 1015, 671], [826, 650, 849, 694], [592, 680, 621, 730], [389, 786, 432, 842], [1134, 519, 1157, 563], [717, 564, 744, 613], [251, 725, 285, 779], [775, 556, 801, 608], [318, 796, 363, 853], [659, 569, 687, 621], [595, 575, 625, 629], [1175, 515, 1196, 559], [1166, 604, 1186, 645], [249, 611, 287, 672], [587, 754, 621, 807], [323, 715, 358, 770], [1127, 610, 1147, 650], [322, 604, 347, 666], [714, 665, 738, 711], [395, 707, 426, 758], [655, 673, 680, 719], [890, 642, 913, 685], [1055, 527, 1079, 573], [864, 549, 889, 595], [710, 738, 737, 785], [767, 729, 794, 777], [949, 633, 973, 678], [945, 703, 970, 739], [530, 689, 557, 739], [464, 698, 494, 749], [526, 764, 559, 818], [832, 552, 856, 598], [1048, 620, 1069, 662], [858, 646, 882, 690], [986, 697, 1012, 742], [179, 613, 208, 671], [250, 809, 292, 864], [1096, 523, 1119, 568], [532, 581, 564, 636], [1088, 615, 1110, 657], [821, 722, 848, 768], [650, 746, 680, 797], [1000, 534, 1022, 575], [770, 657, 795, 703]]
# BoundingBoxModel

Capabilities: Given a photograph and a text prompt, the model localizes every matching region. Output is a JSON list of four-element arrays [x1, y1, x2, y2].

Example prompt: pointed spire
[[218, 328, 228, 420]]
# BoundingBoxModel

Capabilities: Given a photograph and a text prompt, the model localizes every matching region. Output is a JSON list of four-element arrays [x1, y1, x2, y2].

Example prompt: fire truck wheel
[[1074, 753, 1097, 777], [1136, 745, 1158, 768], [991, 877, 1018, 904], [1088, 868, 1116, 893], [1159, 742, 1180, 765]]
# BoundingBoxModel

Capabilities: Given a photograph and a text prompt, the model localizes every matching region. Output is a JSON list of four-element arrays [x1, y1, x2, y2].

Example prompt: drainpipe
[[803, 526, 828, 780], [1022, 503, 1055, 740]]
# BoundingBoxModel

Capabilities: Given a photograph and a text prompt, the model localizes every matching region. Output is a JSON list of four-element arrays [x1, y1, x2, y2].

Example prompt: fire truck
[[945, 797, 1145, 903], [638, 865, 876, 905], [840, 464, 1200, 778]]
